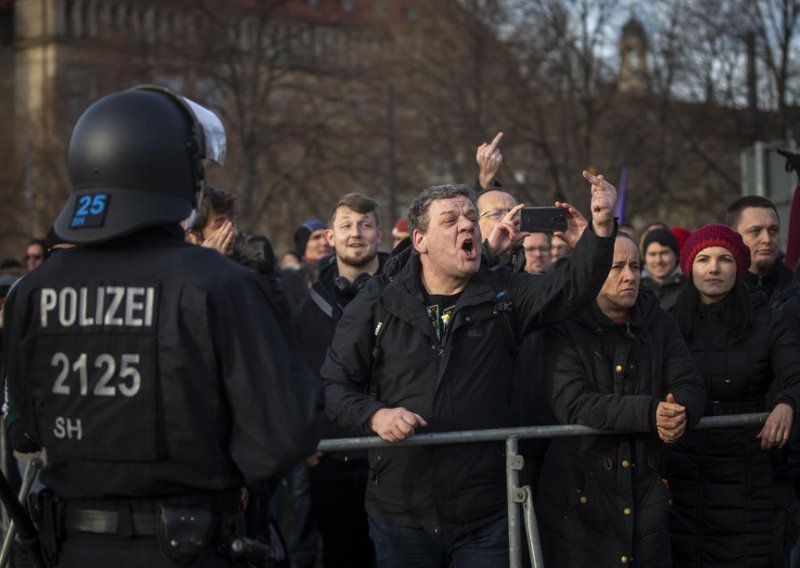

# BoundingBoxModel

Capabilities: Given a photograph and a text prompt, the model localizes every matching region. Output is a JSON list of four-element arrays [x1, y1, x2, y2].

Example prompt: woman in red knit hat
[[665, 223, 800, 566]]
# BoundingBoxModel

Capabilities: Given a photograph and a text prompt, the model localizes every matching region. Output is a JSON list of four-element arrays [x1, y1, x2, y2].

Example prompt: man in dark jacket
[[728, 194, 800, 564], [536, 233, 706, 568], [322, 171, 618, 567], [728, 195, 800, 333], [293, 193, 387, 568]]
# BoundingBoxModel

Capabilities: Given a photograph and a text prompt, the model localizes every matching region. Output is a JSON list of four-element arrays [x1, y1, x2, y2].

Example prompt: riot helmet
[[54, 86, 226, 244]]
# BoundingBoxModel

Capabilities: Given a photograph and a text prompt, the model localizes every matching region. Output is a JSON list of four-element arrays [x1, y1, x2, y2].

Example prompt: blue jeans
[[368, 515, 508, 568]]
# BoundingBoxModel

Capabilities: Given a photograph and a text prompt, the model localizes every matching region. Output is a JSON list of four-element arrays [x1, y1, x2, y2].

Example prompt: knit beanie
[[670, 227, 690, 252], [679, 224, 751, 277], [293, 218, 327, 258], [643, 228, 679, 259], [392, 218, 409, 238]]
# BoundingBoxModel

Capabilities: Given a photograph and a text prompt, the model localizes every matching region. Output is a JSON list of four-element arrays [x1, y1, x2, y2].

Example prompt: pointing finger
[[582, 170, 599, 185], [487, 131, 504, 153]]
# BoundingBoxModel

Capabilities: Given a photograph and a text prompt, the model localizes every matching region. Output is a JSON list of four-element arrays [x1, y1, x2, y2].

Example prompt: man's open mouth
[[461, 238, 474, 254]]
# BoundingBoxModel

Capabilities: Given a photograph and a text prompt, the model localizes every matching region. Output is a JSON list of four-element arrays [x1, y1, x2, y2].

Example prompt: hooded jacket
[[321, 225, 615, 538], [535, 289, 705, 568]]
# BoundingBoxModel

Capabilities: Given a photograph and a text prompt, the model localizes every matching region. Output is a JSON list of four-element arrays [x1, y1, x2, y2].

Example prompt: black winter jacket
[[321, 225, 615, 538], [641, 268, 685, 311], [745, 261, 800, 337], [293, 253, 389, 447], [535, 290, 706, 568], [665, 293, 800, 567]]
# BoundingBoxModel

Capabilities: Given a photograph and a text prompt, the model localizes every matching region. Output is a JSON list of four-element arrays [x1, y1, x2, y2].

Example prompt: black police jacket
[[321, 224, 615, 538], [2, 228, 322, 499]]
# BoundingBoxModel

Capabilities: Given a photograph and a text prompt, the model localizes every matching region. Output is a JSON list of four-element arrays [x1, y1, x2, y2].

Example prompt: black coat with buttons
[[322, 225, 615, 539], [535, 289, 706, 568], [664, 292, 800, 567]]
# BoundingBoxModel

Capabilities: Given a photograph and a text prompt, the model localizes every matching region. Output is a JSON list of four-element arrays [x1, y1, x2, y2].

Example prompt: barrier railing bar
[[317, 413, 770, 451]]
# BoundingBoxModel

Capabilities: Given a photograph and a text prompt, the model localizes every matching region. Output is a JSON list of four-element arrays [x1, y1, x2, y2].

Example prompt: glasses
[[480, 208, 514, 220], [25, 254, 43, 260]]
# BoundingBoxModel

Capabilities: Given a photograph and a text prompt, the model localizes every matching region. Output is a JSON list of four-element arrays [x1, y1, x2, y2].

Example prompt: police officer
[[1, 86, 322, 566]]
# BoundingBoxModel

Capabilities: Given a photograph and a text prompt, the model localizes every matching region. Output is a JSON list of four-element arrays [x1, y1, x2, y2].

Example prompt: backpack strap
[[308, 286, 334, 319], [368, 299, 394, 397]]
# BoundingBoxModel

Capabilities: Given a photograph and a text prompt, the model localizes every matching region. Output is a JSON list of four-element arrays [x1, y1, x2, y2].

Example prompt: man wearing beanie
[[283, 219, 334, 307], [391, 217, 410, 249], [641, 227, 684, 310], [294, 218, 332, 264]]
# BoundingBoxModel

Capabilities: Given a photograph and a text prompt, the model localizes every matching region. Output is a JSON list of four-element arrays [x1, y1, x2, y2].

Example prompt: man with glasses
[[523, 233, 552, 274], [477, 188, 527, 271]]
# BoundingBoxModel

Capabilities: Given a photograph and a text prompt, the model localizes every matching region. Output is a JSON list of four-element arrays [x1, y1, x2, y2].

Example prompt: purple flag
[[614, 166, 629, 225]]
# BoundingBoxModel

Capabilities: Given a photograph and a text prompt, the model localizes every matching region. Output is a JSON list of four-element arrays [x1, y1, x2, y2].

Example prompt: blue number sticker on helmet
[[70, 193, 110, 229]]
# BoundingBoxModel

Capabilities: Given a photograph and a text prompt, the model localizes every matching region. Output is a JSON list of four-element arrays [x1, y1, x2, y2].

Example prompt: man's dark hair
[[726, 195, 780, 229], [25, 238, 47, 260], [329, 193, 380, 228], [192, 187, 238, 234], [408, 184, 475, 234]]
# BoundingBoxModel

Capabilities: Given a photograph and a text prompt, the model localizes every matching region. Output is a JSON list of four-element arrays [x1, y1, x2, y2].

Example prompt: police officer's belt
[[65, 508, 157, 536]]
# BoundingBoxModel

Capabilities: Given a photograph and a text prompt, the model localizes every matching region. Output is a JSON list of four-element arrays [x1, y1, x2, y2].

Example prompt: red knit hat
[[392, 217, 409, 238], [679, 224, 751, 277], [671, 226, 690, 251]]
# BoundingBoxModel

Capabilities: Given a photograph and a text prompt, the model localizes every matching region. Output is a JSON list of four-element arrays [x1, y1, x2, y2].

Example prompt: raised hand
[[202, 220, 235, 256], [477, 132, 504, 189], [485, 203, 528, 259], [581, 170, 617, 237], [553, 201, 588, 249]]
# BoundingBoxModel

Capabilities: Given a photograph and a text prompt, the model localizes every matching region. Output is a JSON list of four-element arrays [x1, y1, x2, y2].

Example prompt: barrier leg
[[521, 485, 544, 568], [506, 437, 524, 568]]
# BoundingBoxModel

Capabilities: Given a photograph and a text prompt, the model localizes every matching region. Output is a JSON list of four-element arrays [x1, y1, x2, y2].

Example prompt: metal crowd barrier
[[0, 412, 770, 568], [318, 412, 770, 568]]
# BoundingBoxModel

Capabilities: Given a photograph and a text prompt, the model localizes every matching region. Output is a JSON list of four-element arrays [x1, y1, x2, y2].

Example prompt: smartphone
[[520, 207, 567, 233]]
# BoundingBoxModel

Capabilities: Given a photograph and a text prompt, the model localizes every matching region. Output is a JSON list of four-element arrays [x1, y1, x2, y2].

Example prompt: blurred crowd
[[4, 129, 800, 568]]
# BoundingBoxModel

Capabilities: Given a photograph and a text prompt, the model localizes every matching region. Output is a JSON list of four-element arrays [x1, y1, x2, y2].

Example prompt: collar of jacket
[[642, 267, 684, 288], [744, 261, 800, 304], [381, 253, 505, 335], [312, 251, 391, 311], [581, 288, 663, 337]]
